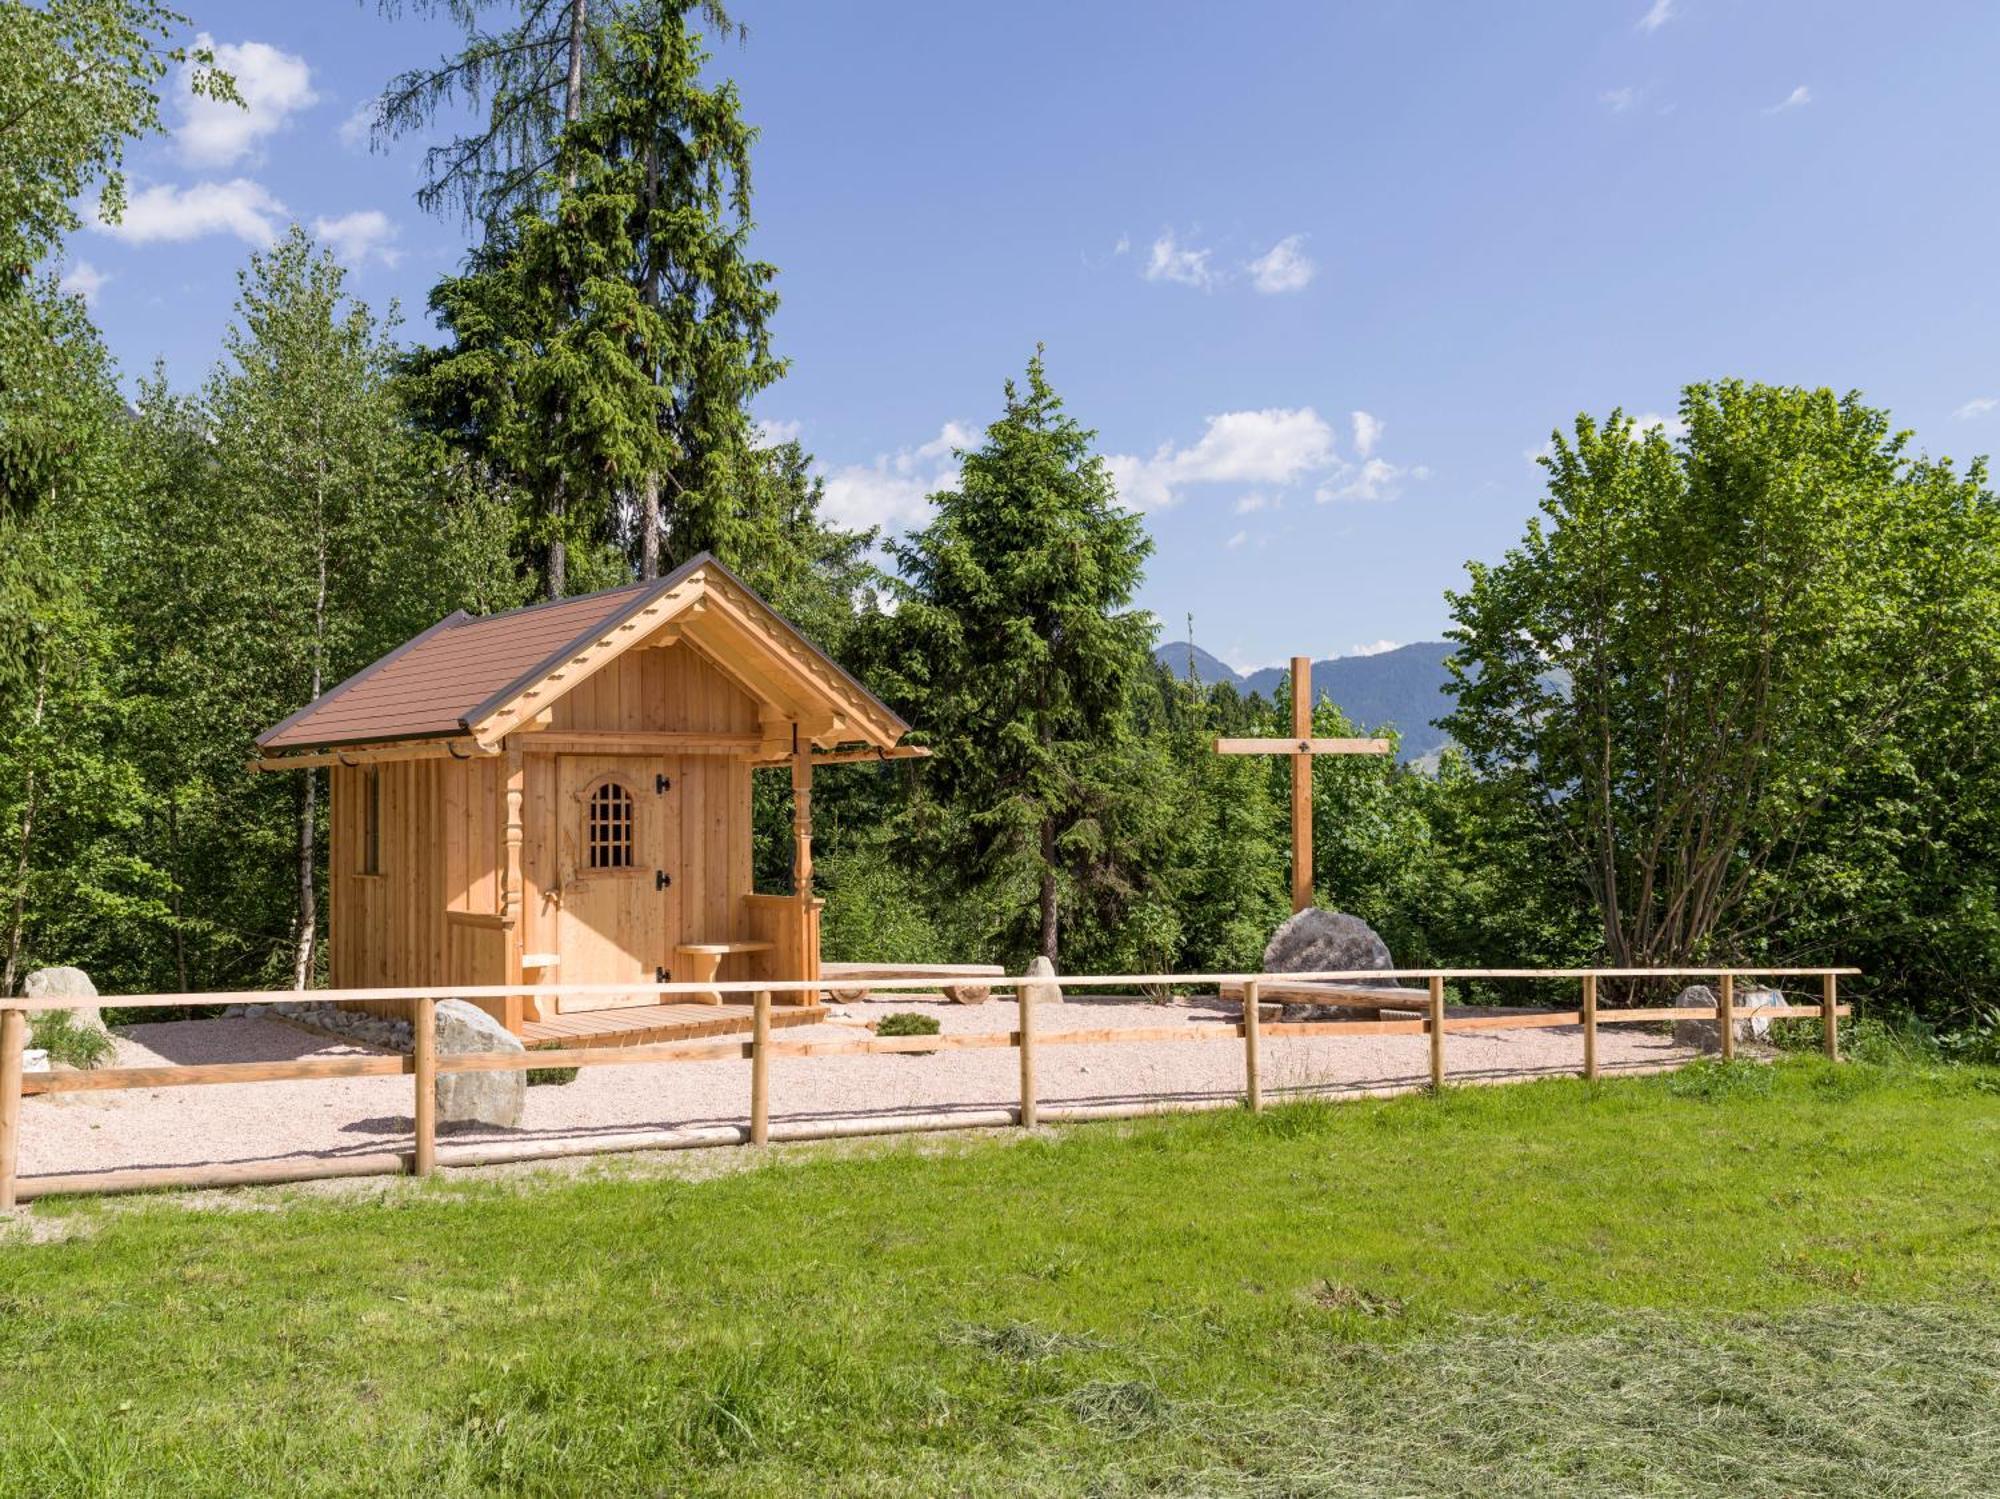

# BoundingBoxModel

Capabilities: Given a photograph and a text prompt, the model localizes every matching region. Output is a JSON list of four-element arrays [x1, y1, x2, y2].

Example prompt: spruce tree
[[870, 350, 1159, 963]]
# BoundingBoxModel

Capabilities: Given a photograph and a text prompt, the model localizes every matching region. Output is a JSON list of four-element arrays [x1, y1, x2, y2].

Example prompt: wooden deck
[[520, 1002, 823, 1050]]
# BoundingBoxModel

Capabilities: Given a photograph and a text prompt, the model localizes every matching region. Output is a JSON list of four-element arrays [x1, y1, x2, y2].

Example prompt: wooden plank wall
[[331, 639, 781, 1029], [535, 643, 758, 972], [331, 756, 507, 1026]]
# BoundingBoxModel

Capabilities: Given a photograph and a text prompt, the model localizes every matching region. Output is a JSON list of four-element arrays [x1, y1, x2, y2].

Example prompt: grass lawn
[[3, 1057, 1999, 1496]]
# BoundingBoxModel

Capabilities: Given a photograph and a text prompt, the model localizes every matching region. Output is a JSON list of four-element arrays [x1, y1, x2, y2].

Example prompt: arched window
[[586, 780, 636, 870]]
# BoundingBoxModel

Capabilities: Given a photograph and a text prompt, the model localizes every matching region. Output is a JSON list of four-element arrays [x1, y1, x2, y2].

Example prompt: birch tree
[[203, 230, 443, 986], [1444, 380, 2000, 972]]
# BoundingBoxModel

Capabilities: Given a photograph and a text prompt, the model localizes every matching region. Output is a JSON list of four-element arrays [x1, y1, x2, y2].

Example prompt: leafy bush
[[29, 1010, 113, 1070], [527, 1066, 579, 1087], [875, 1011, 940, 1039], [1939, 1007, 2000, 1067]]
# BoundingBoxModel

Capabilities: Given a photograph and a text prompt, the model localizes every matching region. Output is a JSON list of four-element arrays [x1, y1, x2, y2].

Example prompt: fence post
[[1428, 975, 1446, 1091], [1581, 974, 1598, 1082], [750, 989, 771, 1146], [1718, 972, 1735, 1062], [1018, 977, 1038, 1129], [0, 1005, 24, 1213], [412, 996, 436, 1178], [1242, 979, 1263, 1114], [1822, 972, 1839, 1062]]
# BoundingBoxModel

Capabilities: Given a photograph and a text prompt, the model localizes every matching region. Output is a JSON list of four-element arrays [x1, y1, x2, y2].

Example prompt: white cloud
[[1345, 639, 1401, 657], [61, 260, 109, 306], [1955, 396, 1999, 420], [313, 209, 401, 267], [1600, 86, 1640, 113], [1143, 230, 1216, 289], [1627, 411, 1688, 442], [755, 418, 804, 446], [1637, 0, 1675, 33], [1246, 234, 1314, 294], [95, 178, 288, 247], [1233, 492, 1276, 514], [1112, 233, 1131, 255], [1350, 410, 1383, 459], [1225, 529, 1249, 550], [1764, 84, 1811, 114], [178, 35, 318, 167], [1316, 456, 1428, 504], [338, 96, 380, 151], [819, 422, 974, 533], [1108, 407, 1338, 509]]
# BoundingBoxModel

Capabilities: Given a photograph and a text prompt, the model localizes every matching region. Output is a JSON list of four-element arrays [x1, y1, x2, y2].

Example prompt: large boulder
[[432, 1000, 526, 1129], [1263, 909, 1396, 984], [1020, 955, 1063, 1005], [1261, 909, 1398, 1020], [1671, 984, 1785, 1053], [24, 966, 106, 1035]]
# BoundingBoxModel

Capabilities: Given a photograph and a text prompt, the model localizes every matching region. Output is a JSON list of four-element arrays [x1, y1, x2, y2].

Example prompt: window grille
[[587, 780, 636, 870]]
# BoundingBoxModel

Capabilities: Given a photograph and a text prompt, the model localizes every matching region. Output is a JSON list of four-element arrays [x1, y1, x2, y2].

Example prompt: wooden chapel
[[254, 553, 921, 1035]]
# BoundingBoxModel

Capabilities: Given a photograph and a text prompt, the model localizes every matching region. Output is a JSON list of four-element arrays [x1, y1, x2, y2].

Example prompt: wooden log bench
[[675, 941, 776, 1005], [820, 961, 1008, 1006], [1219, 978, 1432, 1014]]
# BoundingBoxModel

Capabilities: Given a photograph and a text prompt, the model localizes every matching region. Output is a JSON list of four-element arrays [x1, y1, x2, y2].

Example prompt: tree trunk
[[168, 790, 187, 992], [1039, 818, 1058, 962], [1, 658, 47, 996], [637, 135, 663, 580], [640, 470, 661, 580], [293, 494, 328, 989], [291, 770, 318, 989], [548, 477, 568, 599], [565, 0, 587, 126]]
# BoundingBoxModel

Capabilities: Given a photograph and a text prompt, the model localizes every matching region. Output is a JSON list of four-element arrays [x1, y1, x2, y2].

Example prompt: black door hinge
[[656, 773, 671, 795], [656, 869, 671, 890], [655, 966, 670, 984]]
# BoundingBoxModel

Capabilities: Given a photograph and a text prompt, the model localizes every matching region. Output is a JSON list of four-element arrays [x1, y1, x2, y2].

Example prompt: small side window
[[587, 780, 636, 870], [359, 767, 382, 876]]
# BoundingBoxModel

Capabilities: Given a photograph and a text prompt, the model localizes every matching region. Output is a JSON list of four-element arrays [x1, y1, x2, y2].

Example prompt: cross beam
[[1214, 655, 1392, 913]]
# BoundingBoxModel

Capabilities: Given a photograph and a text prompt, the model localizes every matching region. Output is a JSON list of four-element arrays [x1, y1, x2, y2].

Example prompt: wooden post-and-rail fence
[[0, 968, 1854, 1210]]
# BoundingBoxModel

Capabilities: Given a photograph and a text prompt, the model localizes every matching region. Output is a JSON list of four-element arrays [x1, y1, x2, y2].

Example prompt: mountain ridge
[[1153, 640, 1456, 762]]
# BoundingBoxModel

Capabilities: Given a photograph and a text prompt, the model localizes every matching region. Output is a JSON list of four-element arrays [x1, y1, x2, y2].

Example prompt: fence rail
[[0, 967, 1856, 1209]]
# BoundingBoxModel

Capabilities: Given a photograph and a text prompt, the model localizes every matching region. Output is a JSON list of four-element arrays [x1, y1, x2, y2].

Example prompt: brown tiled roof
[[257, 553, 908, 752], [259, 582, 657, 750]]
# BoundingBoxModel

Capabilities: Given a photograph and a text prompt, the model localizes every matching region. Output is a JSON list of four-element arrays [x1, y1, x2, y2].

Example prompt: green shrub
[[526, 1066, 580, 1087], [1939, 1007, 2000, 1067], [875, 1011, 941, 1040], [29, 1010, 114, 1070]]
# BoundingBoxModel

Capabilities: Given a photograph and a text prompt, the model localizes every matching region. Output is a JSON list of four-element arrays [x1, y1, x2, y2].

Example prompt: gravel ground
[[15, 996, 1695, 1185]]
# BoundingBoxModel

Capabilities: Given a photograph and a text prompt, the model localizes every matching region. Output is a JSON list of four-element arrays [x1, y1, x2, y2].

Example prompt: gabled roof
[[258, 553, 908, 754]]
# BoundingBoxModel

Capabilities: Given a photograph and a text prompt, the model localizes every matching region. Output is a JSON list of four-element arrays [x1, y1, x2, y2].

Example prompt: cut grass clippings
[[2, 1056, 1998, 1495]]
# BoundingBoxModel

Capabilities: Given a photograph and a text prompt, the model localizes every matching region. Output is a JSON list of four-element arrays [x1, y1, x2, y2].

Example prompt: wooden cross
[[1214, 655, 1391, 913]]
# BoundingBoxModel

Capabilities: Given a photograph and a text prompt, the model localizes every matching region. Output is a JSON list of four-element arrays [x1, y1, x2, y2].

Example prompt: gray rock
[[431, 999, 525, 1129], [1020, 955, 1064, 1005], [1262, 909, 1397, 1020], [24, 966, 106, 1035], [1262, 909, 1396, 983], [1671, 984, 1785, 1053]]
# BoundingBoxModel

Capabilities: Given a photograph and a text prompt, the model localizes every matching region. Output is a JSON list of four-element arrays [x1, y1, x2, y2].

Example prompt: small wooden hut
[[255, 553, 919, 1036]]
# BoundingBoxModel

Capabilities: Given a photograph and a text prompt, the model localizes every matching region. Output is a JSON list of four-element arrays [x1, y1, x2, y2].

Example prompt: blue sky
[[65, 0, 2000, 671]]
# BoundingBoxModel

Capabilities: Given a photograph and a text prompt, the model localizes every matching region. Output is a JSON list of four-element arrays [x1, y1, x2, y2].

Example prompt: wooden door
[[553, 755, 678, 1011]]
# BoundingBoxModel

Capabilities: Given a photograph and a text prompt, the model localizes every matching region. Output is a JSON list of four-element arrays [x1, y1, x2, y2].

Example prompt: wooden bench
[[675, 941, 776, 1005], [820, 961, 1008, 1005], [1219, 978, 1431, 1014]]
